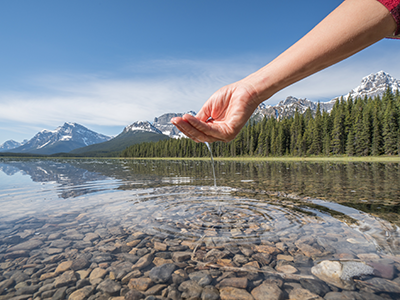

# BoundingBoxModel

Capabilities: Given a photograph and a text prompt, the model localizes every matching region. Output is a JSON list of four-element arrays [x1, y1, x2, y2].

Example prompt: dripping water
[[204, 141, 222, 215], [204, 142, 217, 188]]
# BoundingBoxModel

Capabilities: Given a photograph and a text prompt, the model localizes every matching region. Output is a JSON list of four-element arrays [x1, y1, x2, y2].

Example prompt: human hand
[[171, 80, 261, 143]]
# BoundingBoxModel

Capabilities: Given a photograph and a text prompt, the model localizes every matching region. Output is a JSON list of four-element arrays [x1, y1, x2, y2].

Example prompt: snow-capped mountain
[[253, 97, 336, 121], [0, 139, 27, 152], [10, 122, 111, 155], [153, 111, 196, 139], [124, 120, 163, 134], [345, 71, 400, 100], [253, 71, 399, 120]]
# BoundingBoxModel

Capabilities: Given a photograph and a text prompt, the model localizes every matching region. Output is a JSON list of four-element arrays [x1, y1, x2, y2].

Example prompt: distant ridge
[[69, 121, 169, 156], [252, 71, 399, 121], [8, 122, 111, 155]]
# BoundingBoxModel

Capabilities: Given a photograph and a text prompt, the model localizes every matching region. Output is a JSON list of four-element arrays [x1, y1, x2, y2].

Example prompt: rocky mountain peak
[[124, 121, 162, 134], [346, 71, 400, 100]]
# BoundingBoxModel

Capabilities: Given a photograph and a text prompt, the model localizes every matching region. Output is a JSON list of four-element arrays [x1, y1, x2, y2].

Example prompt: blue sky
[[0, 0, 399, 144]]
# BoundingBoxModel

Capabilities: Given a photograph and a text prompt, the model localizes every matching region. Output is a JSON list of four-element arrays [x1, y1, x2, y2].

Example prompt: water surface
[[1, 158, 400, 299]]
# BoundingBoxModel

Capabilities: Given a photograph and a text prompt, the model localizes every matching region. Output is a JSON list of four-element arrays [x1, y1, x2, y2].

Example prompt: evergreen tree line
[[121, 88, 400, 158]]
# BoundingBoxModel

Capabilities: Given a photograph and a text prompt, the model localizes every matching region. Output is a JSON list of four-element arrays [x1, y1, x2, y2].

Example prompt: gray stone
[[68, 285, 94, 300], [75, 279, 90, 289], [299, 278, 331, 296], [16, 284, 41, 295], [251, 282, 284, 300], [91, 253, 112, 263], [0, 279, 15, 294], [143, 284, 167, 296], [117, 253, 139, 264], [189, 270, 212, 287], [41, 289, 57, 298], [124, 289, 144, 300], [201, 285, 219, 300], [52, 286, 68, 300], [121, 270, 142, 284], [54, 271, 77, 288], [324, 291, 387, 300], [132, 253, 153, 270], [149, 263, 176, 284], [252, 253, 272, 266], [10, 272, 30, 285], [172, 252, 192, 263], [178, 280, 203, 299], [155, 252, 172, 259], [71, 256, 90, 271], [7, 239, 42, 252], [96, 279, 121, 296], [357, 277, 400, 293], [50, 239, 71, 248]]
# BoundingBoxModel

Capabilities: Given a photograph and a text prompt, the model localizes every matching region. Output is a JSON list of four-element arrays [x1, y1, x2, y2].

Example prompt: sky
[[0, 1, 399, 144]]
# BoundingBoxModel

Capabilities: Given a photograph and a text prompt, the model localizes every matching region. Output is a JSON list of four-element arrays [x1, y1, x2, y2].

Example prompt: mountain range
[[1, 71, 399, 156], [3, 123, 111, 155], [252, 71, 400, 121]]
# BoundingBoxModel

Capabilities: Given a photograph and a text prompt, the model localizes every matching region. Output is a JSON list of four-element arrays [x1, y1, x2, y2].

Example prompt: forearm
[[244, 0, 397, 104]]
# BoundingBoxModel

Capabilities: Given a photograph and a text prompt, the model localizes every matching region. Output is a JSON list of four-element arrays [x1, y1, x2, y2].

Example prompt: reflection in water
[[0, 159, 116, 198], [1, 158, 400, 299], [1, 158, 400, 224]]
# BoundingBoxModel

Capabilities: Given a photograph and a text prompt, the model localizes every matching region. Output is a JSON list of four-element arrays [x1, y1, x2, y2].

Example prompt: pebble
[[288, 288, 323, 300], [220, 286, 254, 300], [251, 282, 284, 300], [149, 263, 176, 283], [96, 279, 121, 296], [1, 198, 400, 300], [128, 278, 153, 291], [68, 285, 94, 300], [131, 253, 153, 270]]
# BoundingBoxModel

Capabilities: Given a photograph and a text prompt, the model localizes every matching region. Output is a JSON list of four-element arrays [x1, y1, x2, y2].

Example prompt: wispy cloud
[[0, 49, 399, 134], [0, 58, 259, 129]]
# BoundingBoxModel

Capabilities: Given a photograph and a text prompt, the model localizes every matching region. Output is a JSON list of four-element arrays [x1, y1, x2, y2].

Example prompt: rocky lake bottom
[[0, 158, 400, 300]]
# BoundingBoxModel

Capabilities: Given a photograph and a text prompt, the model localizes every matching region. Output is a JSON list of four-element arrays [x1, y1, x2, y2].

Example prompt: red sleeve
[[376, 0, 400, 37]]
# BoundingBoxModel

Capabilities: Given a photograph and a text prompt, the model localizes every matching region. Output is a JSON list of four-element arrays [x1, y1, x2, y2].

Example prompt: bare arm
[[172, 0, 397, 143]]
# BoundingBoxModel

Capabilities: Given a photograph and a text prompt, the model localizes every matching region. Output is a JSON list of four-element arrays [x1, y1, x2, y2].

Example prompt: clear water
[[204, 142, 217, 188], [1, 158, 400, 299]]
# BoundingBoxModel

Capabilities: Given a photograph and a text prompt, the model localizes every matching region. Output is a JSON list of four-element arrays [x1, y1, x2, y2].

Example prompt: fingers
[[171, 116, 217, 143]]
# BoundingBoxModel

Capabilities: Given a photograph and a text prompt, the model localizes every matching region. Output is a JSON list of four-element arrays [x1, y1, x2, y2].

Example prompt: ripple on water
[[91, 185, 399, 256]]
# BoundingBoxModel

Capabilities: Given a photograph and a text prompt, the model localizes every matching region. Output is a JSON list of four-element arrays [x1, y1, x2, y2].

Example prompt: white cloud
[[0, 58, 259, 130], [0, 42, 399, 142]]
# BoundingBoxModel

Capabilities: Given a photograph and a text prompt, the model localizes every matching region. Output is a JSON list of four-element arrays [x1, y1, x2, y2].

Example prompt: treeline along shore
[[121, 88, 400, 158]]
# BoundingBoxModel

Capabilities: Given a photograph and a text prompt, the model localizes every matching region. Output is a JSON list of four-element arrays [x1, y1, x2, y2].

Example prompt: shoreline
[[2, 155, 400, 162]]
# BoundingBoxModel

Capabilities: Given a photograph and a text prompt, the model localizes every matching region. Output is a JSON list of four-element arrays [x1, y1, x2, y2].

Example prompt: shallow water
[[1, 158, 400, 299]]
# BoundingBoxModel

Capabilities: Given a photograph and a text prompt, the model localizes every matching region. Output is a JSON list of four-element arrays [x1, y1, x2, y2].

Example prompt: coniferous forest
[[121, 88, 400, 158]]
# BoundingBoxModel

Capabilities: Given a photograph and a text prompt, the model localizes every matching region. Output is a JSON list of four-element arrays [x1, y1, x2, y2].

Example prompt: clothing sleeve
[[376, 0, 400, 38]]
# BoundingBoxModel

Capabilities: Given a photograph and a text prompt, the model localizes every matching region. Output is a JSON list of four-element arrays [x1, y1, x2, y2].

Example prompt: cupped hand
[[171, 80, 261, 143]]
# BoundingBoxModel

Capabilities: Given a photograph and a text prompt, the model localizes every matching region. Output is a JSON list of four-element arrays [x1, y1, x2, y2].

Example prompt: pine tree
[[330, 99, 345, 154], [309, 103, 323, 155], [382, 99, 398, 155]]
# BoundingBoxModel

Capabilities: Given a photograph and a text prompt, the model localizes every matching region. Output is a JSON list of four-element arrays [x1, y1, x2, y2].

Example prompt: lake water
[[1, 158, 400, 299]]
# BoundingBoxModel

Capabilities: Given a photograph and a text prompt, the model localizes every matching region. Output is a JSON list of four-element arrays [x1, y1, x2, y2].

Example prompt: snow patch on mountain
[[253, 71, 399, 121], [124, 121, 163, 134], [344, 71, 400, 100], [10, 122, 111, 154], [0, 140, 25, 152], [153, 111, 196, 139]]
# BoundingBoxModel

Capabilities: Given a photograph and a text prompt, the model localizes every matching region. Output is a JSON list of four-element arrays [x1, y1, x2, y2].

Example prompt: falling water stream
[[204, 141, 223, 216], [204, 142, 217, 188]]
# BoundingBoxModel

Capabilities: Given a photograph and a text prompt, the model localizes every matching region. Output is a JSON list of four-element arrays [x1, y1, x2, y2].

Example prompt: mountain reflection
[[0, 158, 399, 226], [0, 159, 111, 198]]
